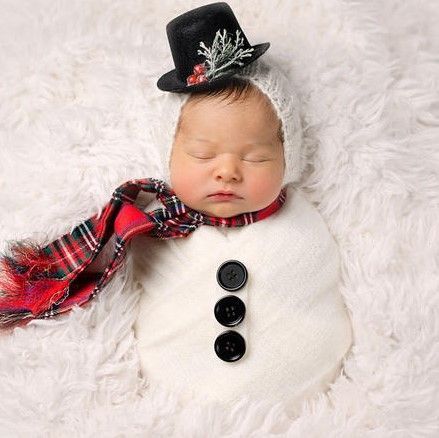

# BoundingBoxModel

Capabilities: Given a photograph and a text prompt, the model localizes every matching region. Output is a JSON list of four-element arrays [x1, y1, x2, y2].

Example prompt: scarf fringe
[[0, 310, 34, 330], [0, 238, 58, 295], [0, 238, 61, 329]]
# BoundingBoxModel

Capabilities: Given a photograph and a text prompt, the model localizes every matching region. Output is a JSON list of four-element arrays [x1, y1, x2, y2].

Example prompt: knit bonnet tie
[[0, 177, 287, 329]]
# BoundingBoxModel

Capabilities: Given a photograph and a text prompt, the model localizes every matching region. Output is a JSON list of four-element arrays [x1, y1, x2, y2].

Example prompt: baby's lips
[[208, 192, 243, 200]]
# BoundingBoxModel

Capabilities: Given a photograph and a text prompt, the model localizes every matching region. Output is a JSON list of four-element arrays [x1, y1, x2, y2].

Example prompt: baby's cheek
[[170, 162, 201, 203], [247, 167, 283, 203]]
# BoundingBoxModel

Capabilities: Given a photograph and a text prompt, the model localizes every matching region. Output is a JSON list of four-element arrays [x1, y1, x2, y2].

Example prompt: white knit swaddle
[[132, 187, 353, 416]]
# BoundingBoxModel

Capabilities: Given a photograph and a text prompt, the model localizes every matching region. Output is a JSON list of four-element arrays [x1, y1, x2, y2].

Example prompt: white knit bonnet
[[152, 54, 304, 190]]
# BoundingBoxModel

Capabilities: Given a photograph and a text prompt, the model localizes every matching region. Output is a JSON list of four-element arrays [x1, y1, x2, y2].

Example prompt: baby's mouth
[[208, 193, 242, 200]]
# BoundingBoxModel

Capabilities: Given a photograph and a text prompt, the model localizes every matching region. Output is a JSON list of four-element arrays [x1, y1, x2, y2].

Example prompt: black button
[[216, 260, 248, 291], [214, 330, 246, 362], [214, 295, 246, 327]]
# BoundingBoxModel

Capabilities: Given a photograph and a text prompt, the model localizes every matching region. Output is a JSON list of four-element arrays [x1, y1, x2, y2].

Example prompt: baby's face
[[169, 89, 285, 218]]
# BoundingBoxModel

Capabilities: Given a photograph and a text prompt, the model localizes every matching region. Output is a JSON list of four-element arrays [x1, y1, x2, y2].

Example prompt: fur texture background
[[0, 0, 438, 436]]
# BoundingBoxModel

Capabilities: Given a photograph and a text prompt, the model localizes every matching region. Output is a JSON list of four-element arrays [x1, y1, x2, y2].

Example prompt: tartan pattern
[[0, 177, 286, 328]]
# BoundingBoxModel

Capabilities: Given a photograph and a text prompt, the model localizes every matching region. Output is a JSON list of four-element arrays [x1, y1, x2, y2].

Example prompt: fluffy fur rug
[[0, 0, 438, 436]]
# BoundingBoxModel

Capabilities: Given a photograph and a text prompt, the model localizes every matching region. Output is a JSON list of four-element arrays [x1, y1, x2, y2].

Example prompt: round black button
[[216, 260, 248, 291], [214, 330, 246, 362], [214, 295, 246, 327]]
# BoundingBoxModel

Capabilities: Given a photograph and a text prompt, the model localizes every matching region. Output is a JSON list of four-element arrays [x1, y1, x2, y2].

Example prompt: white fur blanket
[[0, 0, 437, 436]]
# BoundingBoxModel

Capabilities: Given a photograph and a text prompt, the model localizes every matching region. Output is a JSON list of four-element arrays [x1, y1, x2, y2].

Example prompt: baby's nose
[[215, 156, 242, 181]]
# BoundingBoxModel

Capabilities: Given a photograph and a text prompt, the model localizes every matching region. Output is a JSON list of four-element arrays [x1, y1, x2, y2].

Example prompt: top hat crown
[[157, 2, 270, 92]]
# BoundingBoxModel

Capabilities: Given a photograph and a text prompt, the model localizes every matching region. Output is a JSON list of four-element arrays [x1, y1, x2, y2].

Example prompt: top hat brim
[[157, 42, 270, 93]]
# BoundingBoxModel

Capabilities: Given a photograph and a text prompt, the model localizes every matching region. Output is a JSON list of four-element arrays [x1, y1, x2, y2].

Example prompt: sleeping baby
[[0, 3, 352, 417], [130, 4, 354, 417]]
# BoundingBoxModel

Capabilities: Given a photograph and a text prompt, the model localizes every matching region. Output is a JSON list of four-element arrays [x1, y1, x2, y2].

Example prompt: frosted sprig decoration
[[186, 28, 255, 86]]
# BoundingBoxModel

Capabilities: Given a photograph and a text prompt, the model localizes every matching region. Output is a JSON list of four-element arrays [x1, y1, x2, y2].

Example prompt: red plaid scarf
[[0, 177, 286, 330]]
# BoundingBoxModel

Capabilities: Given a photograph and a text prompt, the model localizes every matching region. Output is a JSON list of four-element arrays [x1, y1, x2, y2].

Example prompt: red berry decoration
[[187, 63, 208, 86], [187, 74, 198, 85], [193, 63, 206, 75]]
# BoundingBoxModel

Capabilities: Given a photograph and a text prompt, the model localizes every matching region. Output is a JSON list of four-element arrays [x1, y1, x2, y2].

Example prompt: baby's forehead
[[174, 91, 284, 148]]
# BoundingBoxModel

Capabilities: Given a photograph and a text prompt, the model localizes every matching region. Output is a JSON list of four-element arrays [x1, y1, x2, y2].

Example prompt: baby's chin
[[192, 203, 251, 219]]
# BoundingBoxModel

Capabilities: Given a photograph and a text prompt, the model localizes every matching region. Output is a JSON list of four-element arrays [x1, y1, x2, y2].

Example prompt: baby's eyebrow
[[247, 141, 273, 146], [194, 138, 215, 143]]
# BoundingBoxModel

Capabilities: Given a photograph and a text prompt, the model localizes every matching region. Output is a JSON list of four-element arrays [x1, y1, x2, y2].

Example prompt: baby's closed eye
[[243, 155, 272, 162], [187, 152, 272, 162], [188, 152, 215, 159]]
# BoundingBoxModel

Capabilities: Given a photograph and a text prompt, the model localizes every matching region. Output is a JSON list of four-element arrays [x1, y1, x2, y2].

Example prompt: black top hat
[[157, 2, 270, 93]]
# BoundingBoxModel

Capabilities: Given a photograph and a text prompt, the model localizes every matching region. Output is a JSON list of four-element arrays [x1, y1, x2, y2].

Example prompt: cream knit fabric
[[132, 188, 353, 416], [153, 54, 305, 190]]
